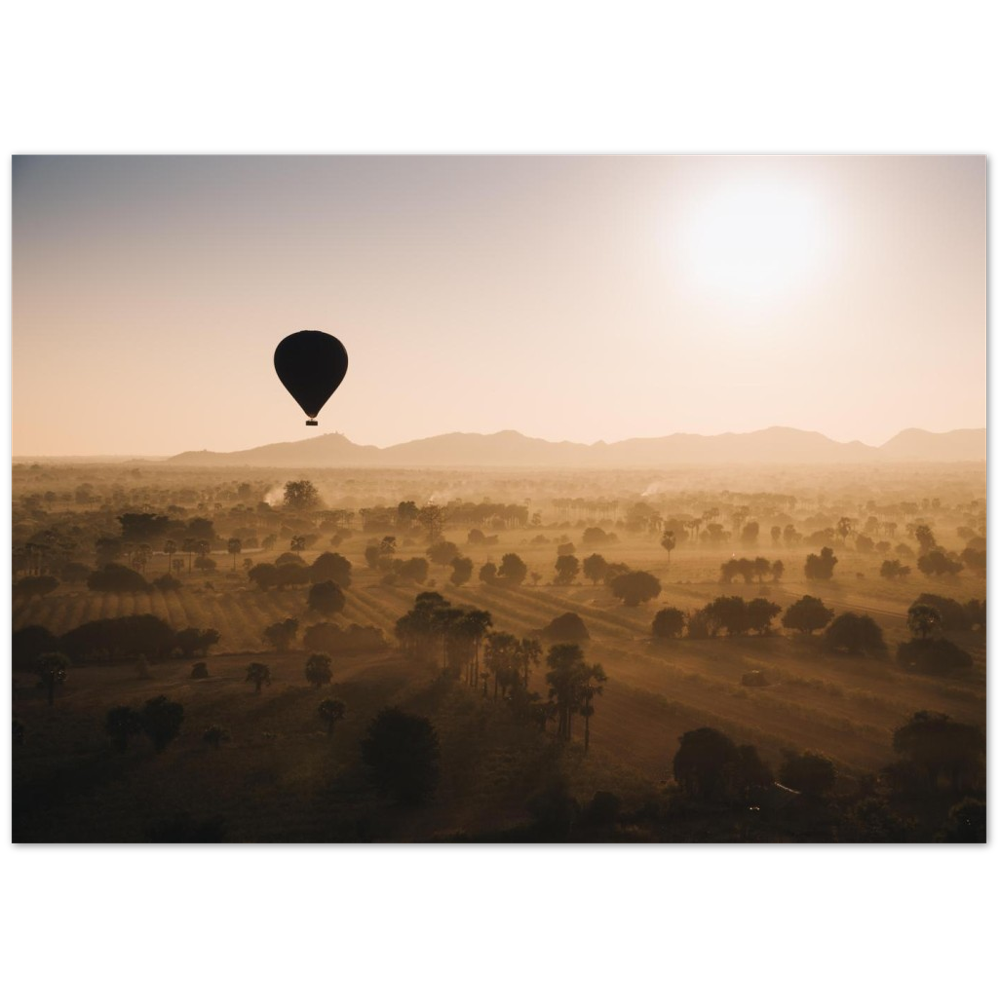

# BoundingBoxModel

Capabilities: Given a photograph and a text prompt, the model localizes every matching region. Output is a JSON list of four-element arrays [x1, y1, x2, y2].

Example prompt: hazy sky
[[12, 155, 985, 456]]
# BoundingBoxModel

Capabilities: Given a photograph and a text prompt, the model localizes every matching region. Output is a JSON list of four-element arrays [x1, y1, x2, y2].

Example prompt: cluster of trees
[[652, 596, 781, 639], [13, 616, 220, 669], [249, 550, 352, 591], [392, 592, 608, 749], [719, 556, 784, 584], [302, 622, 388, 655], [105, 696, 185, 753]]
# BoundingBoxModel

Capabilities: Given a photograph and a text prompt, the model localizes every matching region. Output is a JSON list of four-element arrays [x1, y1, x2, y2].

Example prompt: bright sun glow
[[677, 179, 830, 304]]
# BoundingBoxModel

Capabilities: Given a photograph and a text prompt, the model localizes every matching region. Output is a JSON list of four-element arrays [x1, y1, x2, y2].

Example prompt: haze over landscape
[[11, 155, 987, 847]]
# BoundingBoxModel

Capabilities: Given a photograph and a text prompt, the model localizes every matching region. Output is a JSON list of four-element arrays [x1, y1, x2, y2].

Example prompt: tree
[[804, 547, 838, 581], [896, 638, 973, 675], [304, 653, 333, 687], [823, 613, 886, 656], [771, 559, 785, 582], [541, 612, 590, 642], [779, 749, 835, 797], [449, 556, 473, 586], [609, 570, 661, 607], [781, 595, 834, 635], [361, 708, 440, 803], [891, 711, 983, 794], [140, 695, 184, 752], [87, 562, 151, 593], [907, 603, 942, 640], [660, 530, 676, 563], [284, 480, 321, 510], [746, 597, 781, 635], [553, 554, 580, 585], [582, 553, 608, 585], [651, 607, 685, 639], [203, 725, 230, 750], [578, 662, 607, 752], [263, 618, 299, 652], [672, 728, 739, 801], [479, 561, 498, 585], [36, 652, 70, 706], [497, 553, 528, 587], [174, 627, 220, 657], [227, 537, 242, 571], [245, 662, 272, 694], [318, 698, 346, 736], [307, 580, 346, 616], [913, 524, 936, 553], [880, 559, 911, 581], [917, 549, 963, 576], [545, 644, 587, 741], [310, 552, 353, 588], [105, 706, 143, 752], [14, 575, 59, 599], [426, 539, 460, 565]]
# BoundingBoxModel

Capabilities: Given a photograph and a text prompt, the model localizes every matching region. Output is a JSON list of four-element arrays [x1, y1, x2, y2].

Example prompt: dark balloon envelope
[[274, 330, 348, 425]]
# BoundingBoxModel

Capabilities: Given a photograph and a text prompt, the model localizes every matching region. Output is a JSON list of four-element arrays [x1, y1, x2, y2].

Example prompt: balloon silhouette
[[274, 330, 349, 426]]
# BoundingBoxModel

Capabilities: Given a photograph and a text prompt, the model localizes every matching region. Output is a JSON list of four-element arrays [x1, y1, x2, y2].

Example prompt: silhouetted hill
[[878, 428, 986, 462], [157, 426, 986, 468]]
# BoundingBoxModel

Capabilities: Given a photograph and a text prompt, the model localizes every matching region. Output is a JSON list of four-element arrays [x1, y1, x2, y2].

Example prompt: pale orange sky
[[12, 155, 986, 456]]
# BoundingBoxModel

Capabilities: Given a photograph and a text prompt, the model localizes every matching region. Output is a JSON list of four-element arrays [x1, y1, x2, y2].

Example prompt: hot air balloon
[[273, 330, 349, 426]]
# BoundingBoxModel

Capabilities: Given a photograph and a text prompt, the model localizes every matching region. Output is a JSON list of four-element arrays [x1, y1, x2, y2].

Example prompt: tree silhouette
[[449, 556, 473, 586], [245, 662, 272, 694], [609, 570, 661, 607], [553, 554, 580, 585], [36, 652, 70, 706], [105, 705, 143, 752], [578, 662, 607, 752], [673, 727, 739, 801], [304, 653, 333, 687], [907, 603, 942, 640], [263, 618, 298, 651], [651, 606, 685, 639], [227, 537, 242, 571], [318, 698, 346, 736], [660, 530, 676, 563], [582, 553, 608, 585], [284, 480, 320, 510], [497, 553, 528, 587], [823, 613, 886, 656], [804, 547, 838, 581], [307, 580, 346, 616], [891, 711, 983, 794], [779, 749, 835, 797], [140, 695, 184, 752], [781, 595, 834, 634], [361, 708, 440, 803]]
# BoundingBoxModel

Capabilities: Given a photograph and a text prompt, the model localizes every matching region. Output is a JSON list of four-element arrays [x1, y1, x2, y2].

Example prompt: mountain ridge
[[151, 426, 986, 468]]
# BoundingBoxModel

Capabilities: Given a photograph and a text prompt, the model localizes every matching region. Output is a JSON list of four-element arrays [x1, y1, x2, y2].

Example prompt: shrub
[[541, 612, 590, 642], [190, 662, 209, 679], [823, 613, 886, 656], [651, 607, 685, 639]]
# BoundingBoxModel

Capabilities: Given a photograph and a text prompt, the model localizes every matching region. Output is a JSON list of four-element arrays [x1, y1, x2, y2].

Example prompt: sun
[[676, 178, 830, 305]]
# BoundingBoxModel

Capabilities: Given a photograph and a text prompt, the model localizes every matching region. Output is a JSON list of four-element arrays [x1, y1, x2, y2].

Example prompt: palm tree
[[578, 663, 607, 753], [183, 537, 196, 573], [227, 537, 242, 571], [36, 652, 70, 706], [660, 530, 676, 563], [245, 662, 272, 694], [318, 698, 346, 736], [163, 539, 177, 576], [545, 644, 586, 741], [519, 637, 542, 689]]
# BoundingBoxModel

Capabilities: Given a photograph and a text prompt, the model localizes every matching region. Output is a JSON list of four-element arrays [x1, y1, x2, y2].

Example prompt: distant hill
[[878, 428, 986, 462], [156, 426, 986, 468]]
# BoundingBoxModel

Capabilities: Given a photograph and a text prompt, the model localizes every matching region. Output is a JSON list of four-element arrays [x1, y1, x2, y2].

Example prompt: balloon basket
[[305, 420, 318, 426]]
